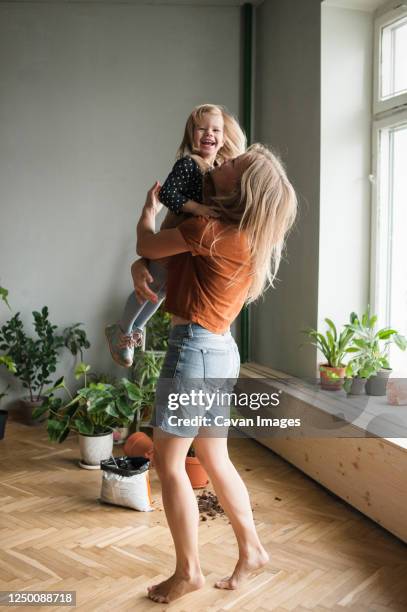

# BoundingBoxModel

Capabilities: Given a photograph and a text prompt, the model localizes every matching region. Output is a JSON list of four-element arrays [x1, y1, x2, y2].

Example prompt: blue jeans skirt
[[149, 323, 240, 438]]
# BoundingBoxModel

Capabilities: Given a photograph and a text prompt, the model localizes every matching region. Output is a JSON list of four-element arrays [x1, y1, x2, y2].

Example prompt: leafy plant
[[33, 363, 147, 442], [0, 307, 64, 402], [145, 304, 171, 351], [302, 315, 356, 368], [0, 307, 89, 402], [63, 323, 91, 362], [0, 286, 11, 310], [0, 286, 15, 374], [131, 350, 164, 429], [344, 306, 407, 375]]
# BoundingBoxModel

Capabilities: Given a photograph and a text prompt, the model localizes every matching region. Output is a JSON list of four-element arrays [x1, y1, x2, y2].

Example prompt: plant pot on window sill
[[365, 368, 392, 396], [347, 376, 368, 396], [319, 364, 346, 391]]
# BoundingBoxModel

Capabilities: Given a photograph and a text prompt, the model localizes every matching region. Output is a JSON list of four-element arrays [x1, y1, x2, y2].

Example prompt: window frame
[[371, 2, 407, 333], [370, 108, 407, 328], [373, 4, 407, 115]]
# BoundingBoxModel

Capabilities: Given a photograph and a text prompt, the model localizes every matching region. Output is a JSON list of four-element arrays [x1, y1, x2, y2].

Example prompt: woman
[[134, 144, 297, 604]]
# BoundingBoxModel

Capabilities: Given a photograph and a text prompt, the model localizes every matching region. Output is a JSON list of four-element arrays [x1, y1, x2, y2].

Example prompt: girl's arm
[[137, 182, 189, 260]]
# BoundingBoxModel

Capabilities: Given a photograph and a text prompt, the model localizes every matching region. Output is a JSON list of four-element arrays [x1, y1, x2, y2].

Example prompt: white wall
[[318, 5, 373, 340], [0, 2, 241, 402]]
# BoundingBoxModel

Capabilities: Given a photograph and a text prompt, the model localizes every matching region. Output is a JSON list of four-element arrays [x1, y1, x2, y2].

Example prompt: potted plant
[[343, 355, 377, 395], [33, 363, 146, 469], [131, 350, 165, 430], [344, 307, 407, 396], [302, 316, 355, 390], [186, 445, 209, 489], [0, 307, 89, 424]]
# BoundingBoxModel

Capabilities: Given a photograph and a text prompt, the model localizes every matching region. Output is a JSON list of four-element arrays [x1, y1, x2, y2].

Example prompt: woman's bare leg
[[193, 435, 269, 589], [147, 431, 205, 604]]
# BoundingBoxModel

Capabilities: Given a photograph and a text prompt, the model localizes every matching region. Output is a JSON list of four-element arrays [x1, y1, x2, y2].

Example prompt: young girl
[[105, 104, 246, 367]]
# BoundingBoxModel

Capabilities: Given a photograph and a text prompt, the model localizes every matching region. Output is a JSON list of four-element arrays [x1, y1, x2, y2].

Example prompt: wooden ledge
[[236, 361, 407, 542]]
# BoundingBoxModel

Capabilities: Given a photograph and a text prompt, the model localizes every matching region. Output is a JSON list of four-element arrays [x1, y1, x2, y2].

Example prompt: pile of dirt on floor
[[196, 490, 225, 521]]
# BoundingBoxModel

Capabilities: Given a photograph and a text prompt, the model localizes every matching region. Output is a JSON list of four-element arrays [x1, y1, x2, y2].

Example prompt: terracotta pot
[[319, 364, 346, 391], [185, 456, 209, 489], [387, 378, 407, 405], [124, 432, 154, 463]]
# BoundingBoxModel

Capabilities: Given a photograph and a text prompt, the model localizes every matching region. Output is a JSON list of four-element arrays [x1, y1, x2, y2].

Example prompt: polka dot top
[[159, 156, 203, 215]]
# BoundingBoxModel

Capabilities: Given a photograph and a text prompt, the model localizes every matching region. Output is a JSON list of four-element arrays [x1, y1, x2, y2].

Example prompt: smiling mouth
[[201, 140, 216, 146]]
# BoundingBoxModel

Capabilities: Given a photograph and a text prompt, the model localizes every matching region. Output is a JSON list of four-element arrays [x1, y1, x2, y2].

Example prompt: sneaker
[[105, 324, 142, 368]]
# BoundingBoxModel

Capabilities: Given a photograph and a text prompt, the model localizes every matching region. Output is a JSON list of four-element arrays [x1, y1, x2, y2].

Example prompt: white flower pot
[[79, 432, 113, 469]]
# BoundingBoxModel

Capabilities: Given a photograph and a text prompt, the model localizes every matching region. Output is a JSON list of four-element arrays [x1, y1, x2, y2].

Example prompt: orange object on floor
[[124, 432, 154, 465], [185, 456, 210, 489]]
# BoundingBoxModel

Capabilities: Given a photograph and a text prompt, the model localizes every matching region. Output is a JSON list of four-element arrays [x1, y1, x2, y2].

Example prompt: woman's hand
[[144, 181, 163, 216], [131, 259, 158, 304]]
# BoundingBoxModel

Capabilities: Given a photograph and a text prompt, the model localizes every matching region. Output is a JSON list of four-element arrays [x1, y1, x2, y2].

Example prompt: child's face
[[193, 112, 224, 162]]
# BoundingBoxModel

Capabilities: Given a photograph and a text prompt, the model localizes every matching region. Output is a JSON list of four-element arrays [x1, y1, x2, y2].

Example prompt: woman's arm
[[136, 182, 190, 260]]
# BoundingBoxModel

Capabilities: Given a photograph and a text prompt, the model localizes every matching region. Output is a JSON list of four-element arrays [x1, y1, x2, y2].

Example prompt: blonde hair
[[177, 104, 246, 171], [208, 143, 298, 303]]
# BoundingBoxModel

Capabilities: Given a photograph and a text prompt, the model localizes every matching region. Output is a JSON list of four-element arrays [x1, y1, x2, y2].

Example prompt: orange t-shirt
[[164, 216, 252, 334]]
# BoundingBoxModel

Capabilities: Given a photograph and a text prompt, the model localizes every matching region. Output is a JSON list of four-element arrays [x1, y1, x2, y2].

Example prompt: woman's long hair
[[207, 143, 298, 303], [177, 104, 246, 170]]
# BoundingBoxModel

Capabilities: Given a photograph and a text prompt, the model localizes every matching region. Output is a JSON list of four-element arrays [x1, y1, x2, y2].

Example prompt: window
[[371, 4, 407, 375], [374, 5, 407, 113]]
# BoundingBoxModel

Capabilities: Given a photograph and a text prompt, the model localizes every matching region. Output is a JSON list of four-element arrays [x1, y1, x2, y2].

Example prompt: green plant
[[0, 307, 65, 402], [33, 363, 146, 442], [0, 286, 15, 374], [0, 307, 89, 402], [344, 306, 407, 375], [63, 323, 91, 362], [0, 286, 10, 310], [145, 304, 171, 351], [131, 350, 164, 429], [302, 316, 356, 368]]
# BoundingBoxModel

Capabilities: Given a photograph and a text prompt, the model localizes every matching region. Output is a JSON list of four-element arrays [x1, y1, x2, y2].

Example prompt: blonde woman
[[134, 144, 298, 604]]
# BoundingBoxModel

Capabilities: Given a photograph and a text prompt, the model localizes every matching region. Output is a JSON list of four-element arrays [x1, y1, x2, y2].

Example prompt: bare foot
[[147, 572, 205, 604], [215, 546, 269, 590]]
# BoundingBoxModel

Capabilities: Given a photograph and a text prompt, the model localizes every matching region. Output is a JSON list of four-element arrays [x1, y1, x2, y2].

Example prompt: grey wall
[[251, 0, 322, 378], [0, 2, 241, 402]]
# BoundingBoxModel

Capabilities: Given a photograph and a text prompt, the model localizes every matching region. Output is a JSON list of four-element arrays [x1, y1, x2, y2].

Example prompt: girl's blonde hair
[[208, 143, 298, 303], [177, 104, 246, 171]]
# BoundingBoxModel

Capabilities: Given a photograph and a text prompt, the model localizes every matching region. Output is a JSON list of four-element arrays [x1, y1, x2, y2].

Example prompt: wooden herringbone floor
[[0, 421, 406, 612]]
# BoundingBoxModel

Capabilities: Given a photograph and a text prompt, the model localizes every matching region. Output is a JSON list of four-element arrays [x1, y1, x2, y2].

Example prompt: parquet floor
[[0, 421, 406, 611]]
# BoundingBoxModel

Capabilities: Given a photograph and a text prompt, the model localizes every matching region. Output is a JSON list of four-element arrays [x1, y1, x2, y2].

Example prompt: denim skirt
[[149, 323, 240, 437]]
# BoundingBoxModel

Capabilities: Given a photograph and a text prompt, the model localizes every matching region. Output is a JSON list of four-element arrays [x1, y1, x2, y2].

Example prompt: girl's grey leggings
[[119, 260, 167, 334]]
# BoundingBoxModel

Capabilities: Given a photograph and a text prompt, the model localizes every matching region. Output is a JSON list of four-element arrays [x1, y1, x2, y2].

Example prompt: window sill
[[237, 362, 407, 543]]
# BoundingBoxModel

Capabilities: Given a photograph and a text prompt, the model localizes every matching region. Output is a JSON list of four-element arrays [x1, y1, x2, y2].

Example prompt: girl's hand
[[144, 181, 163, 216]]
